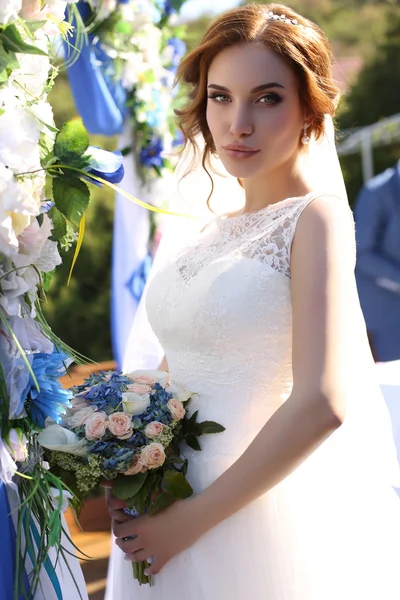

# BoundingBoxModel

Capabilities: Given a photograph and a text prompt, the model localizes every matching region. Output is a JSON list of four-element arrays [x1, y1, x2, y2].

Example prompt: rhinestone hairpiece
[[267, 11, 305, 28]]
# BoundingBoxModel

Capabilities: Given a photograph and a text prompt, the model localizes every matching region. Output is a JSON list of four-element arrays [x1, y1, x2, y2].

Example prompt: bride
[[105, 4, 400, 599]]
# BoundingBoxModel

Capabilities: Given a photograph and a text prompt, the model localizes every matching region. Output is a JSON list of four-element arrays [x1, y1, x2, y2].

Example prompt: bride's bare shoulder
[[292, 194, 356, 264]]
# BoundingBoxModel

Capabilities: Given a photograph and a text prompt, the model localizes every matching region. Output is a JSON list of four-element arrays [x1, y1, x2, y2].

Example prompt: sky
[[179, 0, 240, 20]]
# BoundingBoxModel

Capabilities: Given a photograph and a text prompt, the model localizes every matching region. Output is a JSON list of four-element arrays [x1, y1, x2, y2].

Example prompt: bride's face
[[206, 42, 305, 179]]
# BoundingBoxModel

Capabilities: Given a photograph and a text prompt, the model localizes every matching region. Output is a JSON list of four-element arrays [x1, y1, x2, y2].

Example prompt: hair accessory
[[267, 11, 304, 28]]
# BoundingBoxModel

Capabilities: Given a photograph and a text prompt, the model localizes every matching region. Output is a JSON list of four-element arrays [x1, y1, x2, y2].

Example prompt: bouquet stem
[[131, 560, 152, 585]]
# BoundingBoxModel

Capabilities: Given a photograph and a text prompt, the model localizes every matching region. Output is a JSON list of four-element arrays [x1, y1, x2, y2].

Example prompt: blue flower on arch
[[23, 350, 72, 428]]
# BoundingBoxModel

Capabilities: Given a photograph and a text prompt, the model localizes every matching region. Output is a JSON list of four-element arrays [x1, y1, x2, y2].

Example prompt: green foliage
[[337, 7, 400, 206], [161, 470, 193, 499], [113, 472, 148, 500], [54, 117, 89, 161], [0, 22, 47, 82], [43, 73, 118, 360], [339, 7, 400, 128], [52, 177, 90, 229], [43, 185, 115, 360]]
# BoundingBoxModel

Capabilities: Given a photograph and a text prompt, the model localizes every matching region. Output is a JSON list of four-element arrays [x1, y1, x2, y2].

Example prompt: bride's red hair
[[175, 3, 340, 177]]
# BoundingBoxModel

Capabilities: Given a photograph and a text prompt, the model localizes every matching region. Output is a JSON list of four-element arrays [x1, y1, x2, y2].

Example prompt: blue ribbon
[[0, 479, 29, 600]]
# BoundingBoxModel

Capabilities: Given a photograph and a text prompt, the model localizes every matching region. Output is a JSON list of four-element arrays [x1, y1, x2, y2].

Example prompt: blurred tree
[[339, 7, 400, 128], [338, 6, 400, 206]]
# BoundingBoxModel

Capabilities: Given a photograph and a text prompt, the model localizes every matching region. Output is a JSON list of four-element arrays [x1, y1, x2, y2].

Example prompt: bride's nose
[[229, 107, 253, 138]]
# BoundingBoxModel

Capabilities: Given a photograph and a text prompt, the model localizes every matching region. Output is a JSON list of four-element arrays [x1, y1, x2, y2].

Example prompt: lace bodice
[[176, 195, 305, 282], [146, 194, 321, 464]]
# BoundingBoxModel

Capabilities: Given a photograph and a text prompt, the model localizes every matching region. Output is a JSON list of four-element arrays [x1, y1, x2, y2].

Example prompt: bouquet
[[38, 369, 225, 584]]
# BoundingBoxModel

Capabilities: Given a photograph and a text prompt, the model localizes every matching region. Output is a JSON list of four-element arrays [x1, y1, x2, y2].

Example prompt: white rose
[[0, 106, 42, 171], [64, 406, 97, 428], [0, 0, 22, 24], [124, 370, 169, 388], [9, 51, 50, 98], [38, 424, 89, 457], [122, 392, 151, 416], [5, 428, 28, 462]]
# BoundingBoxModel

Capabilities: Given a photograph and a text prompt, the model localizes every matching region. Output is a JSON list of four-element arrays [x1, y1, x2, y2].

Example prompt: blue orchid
[[23, 350, 72, 428], [83, 146, 125, 186], [139, 136, 164, 169]]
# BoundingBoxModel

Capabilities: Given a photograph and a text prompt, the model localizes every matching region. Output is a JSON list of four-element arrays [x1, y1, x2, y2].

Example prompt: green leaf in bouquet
[[113, 472, 148, 501], [165, 455, 186, 466], [52, 177, 90, 229], [54, 118, 89, 161], [149, 492, 175, 516], [48, 206, 67, 241], [195, 421, 226, 435], [185, 433, 202, 452], [0, 24, 47, 56], [184, 410, 199, 429], [125, 478, 148, 514], [161, 470, 193, 500], [0, 70, 7, 84]]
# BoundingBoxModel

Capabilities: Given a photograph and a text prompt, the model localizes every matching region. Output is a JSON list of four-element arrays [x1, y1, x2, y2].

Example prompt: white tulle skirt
[[107, 415, 400, 600]]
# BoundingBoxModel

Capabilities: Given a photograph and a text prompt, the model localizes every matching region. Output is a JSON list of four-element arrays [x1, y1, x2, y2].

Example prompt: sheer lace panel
[[176, 195, 315, 283]]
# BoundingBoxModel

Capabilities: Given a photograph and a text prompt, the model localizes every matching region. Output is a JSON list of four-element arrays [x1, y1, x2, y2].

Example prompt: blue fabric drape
[[0, 479, 29, 600], [65, 2, 127, 135]]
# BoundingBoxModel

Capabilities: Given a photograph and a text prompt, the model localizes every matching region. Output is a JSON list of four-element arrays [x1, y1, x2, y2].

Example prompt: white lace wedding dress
[[110, 193, 400, 600]]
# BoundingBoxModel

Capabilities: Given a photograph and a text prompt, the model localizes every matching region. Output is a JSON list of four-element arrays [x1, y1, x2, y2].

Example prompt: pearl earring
[[302, 124, 310, 145]]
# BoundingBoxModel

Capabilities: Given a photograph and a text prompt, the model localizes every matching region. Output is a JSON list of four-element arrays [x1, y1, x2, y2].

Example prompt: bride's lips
[[223, 144, 260, 160]]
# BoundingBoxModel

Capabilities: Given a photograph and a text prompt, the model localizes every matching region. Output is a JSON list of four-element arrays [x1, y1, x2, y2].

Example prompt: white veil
[[122, 114, 347, 372]]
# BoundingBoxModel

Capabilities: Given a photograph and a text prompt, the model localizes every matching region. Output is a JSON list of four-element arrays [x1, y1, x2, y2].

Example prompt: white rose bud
[[122, 392, 151, 416], [5, 428, 28, 462]]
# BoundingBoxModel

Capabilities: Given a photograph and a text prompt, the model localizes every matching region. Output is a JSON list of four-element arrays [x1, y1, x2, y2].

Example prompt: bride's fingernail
[[124, 555, 132, 562]]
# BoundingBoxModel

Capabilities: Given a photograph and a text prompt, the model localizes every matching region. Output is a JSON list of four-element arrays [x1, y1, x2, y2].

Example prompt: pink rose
[[140, 443, 166, 469], [85, 412, 108, 441], [132, 375, 157, 386], [65, 406, 97, 428], [126, 383, 152, 395], [167, 399, 186, 421], [108, 412, 133, 440], [144, 421, 165, 439], [124, 455, 147, 476], [70, 397, 90, 414]]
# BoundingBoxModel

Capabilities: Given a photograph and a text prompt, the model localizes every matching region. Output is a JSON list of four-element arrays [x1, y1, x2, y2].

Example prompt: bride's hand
[[104, 486, 132, 524], [113, 497, 203, 575]]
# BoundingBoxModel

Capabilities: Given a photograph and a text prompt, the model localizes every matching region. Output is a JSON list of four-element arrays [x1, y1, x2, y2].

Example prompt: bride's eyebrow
[[207, 82, 285, 93]]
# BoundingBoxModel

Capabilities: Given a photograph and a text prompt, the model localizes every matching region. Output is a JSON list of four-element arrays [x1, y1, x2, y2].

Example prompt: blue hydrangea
[[83, 382, 123, 412]]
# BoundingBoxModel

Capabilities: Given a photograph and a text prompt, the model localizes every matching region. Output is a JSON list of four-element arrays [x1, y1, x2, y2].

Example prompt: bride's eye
[[207, 93, 231, 103], [258, 93, 282, 105]]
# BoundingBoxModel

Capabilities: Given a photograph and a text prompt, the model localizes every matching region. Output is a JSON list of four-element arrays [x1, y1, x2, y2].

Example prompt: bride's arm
[[158, 355, 169, 371], [112, 196, 357, 572]]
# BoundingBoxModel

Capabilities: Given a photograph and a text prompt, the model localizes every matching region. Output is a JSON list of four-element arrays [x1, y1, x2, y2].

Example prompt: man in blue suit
[[355, 161, 400, 361]]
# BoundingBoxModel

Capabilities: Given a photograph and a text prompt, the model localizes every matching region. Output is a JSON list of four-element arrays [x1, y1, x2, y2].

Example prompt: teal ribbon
[[24, 514, 63, 600]]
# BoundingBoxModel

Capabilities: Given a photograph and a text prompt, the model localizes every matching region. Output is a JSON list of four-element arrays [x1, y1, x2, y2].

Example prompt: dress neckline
[[216, 192, 314, 223]]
